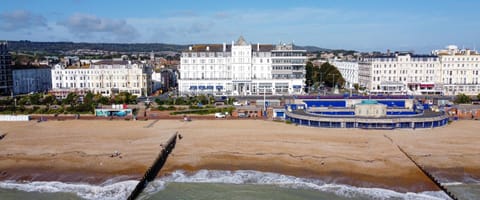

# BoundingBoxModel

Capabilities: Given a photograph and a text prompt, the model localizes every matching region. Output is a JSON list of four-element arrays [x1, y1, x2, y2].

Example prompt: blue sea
[[0, 170, 477, 200]]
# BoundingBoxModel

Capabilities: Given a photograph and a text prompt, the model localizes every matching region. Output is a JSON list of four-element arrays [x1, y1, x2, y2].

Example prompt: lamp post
[[319, 72, 324, 90], [262, 87, 267, 118], [263, 87, 266, 111], [329, 73, 337, 94]]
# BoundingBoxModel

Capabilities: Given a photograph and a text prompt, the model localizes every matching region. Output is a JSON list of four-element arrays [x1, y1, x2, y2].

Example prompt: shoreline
[[0, 165, 474, 195], [0, 156, 440, 192], [1, 120, 479, 193]]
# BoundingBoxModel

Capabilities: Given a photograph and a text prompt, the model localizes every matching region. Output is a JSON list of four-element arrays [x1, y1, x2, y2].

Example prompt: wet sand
[[0, 119, 479, 193]]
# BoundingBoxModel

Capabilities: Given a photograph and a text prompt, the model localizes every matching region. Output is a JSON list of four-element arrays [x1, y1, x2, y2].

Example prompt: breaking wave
[[0, 170, 450, 200]]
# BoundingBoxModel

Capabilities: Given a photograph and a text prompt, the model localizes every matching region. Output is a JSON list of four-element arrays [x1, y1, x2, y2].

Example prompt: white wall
[[0, 115, 30, 121]]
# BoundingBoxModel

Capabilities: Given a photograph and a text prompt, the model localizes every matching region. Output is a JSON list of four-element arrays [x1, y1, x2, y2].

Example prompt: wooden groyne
[[396, 145, 458, 200], [144, 119, 160, 128], [0, 133, 6, 141], [127, 132, 178, 200]]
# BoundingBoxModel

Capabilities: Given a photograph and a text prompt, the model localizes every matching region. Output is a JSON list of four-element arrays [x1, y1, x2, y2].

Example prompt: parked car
[[215, 112, 226, 118]]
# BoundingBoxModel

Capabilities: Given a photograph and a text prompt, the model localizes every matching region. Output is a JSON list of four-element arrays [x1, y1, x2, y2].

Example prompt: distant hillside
[[6, 40, 350, 54], [7, 40, 189, 54], [294, 45, 330, 52]]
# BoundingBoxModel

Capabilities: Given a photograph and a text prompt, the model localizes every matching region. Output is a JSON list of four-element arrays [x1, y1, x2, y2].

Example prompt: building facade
[[51, 60, 152, 98], [178, 36, 306, 96], [0, 42, 13, 95], [151, 72, 163, 93], [360, 53, 441, 95], [433, 45, 480, 95], [330, 59, 359, 89], [12, 66, 52, 95], [356, 46, 480, 96], [151, 68, 178, 94]]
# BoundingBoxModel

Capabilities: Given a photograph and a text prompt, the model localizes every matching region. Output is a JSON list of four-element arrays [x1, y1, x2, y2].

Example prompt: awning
[[206, 86, 214, 90], [216, 86, 223, 90], [420, 84, 434, 87], [189, 86, 197, 90], [293, 85, 302, 89]]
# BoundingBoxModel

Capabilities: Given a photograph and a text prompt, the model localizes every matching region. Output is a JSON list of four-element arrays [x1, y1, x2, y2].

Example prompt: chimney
[[188, 46, 192, 51], [223, 43, 226, 52], [206, 46, 210, 51], [257, 43, 260, 52]]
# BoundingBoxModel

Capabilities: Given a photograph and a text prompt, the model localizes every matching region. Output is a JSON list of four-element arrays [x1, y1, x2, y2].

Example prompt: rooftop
[[235, 36, 248, 45], [185, 44, 275, 52], [93, 60, 142, 65], [12, 64, 51, 70]]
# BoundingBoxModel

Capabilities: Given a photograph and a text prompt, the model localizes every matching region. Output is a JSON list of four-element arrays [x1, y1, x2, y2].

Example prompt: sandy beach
[[0, 119, 479, 193]]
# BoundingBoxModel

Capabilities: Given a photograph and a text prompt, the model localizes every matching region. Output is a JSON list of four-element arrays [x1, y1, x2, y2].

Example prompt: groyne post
[[0, 133, 7, 141], [127, 132, 178, 200], [383, 134, 457, 200], [396, 145, 458, 200]]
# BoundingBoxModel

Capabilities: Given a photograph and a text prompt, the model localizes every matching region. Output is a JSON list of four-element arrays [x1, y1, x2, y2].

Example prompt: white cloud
[[0, 10, 48, 31], [57, 13, 139, 42], [126, 7, 343, 44]]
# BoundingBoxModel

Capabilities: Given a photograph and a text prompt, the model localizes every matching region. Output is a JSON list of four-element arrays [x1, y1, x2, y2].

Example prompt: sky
[[1, 0, 479, 53]]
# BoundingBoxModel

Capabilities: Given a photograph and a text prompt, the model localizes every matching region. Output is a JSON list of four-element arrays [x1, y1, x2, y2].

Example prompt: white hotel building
[[359, 53, 441, 95], [178, 36, 306, 96], [433, 45, 480, 95], [349, 45, 480, 96], [51, 60, 152, 98], [330, 59, 359, 89]]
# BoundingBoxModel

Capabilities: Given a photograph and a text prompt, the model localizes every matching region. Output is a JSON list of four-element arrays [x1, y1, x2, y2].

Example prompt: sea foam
[[0, 170, 451, 200]]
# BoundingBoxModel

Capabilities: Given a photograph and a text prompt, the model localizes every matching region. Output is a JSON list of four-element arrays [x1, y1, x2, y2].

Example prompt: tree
[[353, 83, 360, 91], [305, 61, 314, 92], [225, 97, 236, 105], [318, 63, 345, 88], [209, 95, 215, 105], [43, 94, 56, 108], [18, 96, 29, 106], [477, 93, 480, 101], [63, 92, 79, 106], [29, 93, 42, 105], [93, 93, 109, 105], [112, 92, 137, 104], [197, 94, 208, 105], [84, 91, 94, 104], [454, 93, 471, 104]]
